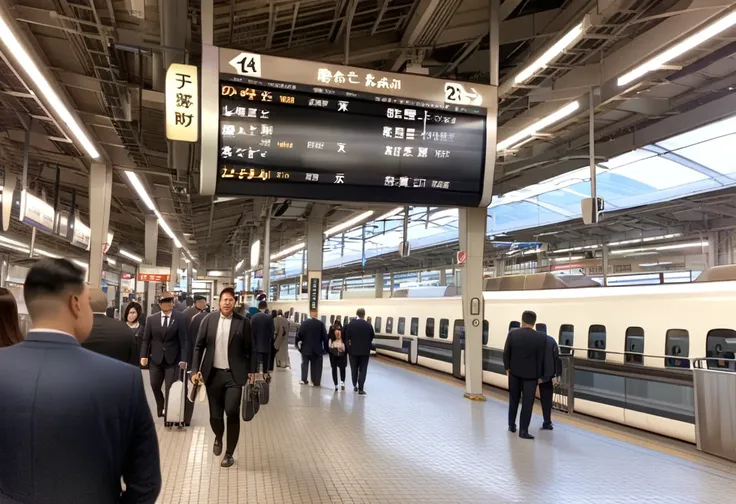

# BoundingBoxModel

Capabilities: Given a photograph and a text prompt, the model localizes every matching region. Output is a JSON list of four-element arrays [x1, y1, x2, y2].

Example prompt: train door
[[452, 319, 465, 379]]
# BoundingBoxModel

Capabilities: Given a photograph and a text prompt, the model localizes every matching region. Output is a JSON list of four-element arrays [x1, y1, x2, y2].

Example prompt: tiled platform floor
[[146, 349, 736, 504]]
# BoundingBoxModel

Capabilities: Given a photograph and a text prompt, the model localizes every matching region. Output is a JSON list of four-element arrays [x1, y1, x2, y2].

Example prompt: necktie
[[163, 316, 169, 329]]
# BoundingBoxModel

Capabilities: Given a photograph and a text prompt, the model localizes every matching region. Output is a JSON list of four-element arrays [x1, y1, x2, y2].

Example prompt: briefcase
[[256, 378, 270, 405], [242, 382, 260, 422]]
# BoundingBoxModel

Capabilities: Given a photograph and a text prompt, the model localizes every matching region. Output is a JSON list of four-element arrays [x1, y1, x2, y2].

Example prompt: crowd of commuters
[[0, 257, 563, 502]]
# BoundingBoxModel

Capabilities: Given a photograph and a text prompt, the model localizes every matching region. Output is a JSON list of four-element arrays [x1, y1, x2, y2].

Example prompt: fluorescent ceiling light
[[35, 248, 60, 258], [0, 235, 27, 247], [0, 242, 29, 253], [324, 211, 375, 237], [552, 255, 584, 262], [375, 207, 404, 221], [235, 259, 244, 270], [514, 22, 584, 84], [106, 257, 116, 266], [639, 261, 673, 267], [73, 260, 88, 269], [497, 101, 580, 151], [656, 241, 708, 251], [0, 14, 99, 159], [618, 10, 736, 87], [125, 172, 156, 211], [250, 240, 261, 269], [271, 242, 305, 261], [119, 249, 143, 263]]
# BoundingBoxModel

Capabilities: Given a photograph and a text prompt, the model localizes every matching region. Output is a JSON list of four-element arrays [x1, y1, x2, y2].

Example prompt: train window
[[374, 316, 382, 333], [343, 316, 349, 327], [588, 325, 606, 361], [454, 320, 464, 342], [439, 318, 449, 339], [330, 315, 335, 324], [559, 324, 574, 356], [386, 317, 394, 334], [367, 316, 372, 325], [294, 312, 299, 322], [625, 327, 645, 365], [665, 329, 690, 369], [301, 313, 307, 323], [482, 320, 489, 346], [410, 317, 419, 336], [398, 317, 406, 335], [426, 318, 435, 337], [509, 321, 520, 332], [321, 315, 327, 325], [536, 323, 547, 334], [706, 329, 736, 371]]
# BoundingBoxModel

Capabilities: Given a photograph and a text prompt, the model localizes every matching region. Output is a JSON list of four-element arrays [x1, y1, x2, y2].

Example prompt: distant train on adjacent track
[[272, 267, 736, 443]]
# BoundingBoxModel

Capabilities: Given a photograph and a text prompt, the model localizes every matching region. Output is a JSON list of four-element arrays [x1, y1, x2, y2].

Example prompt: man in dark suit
[[503, 310, 547, 439], [105, 300, 116, 318], [191, 287, 255, 468], [250, 300, 275, 380], [539, 332, 562, 430], [83, 287, 138, 365], [296, 309, 329, 386], [0, 258, 161, 503], [345, 308, 375, 395], [140, 291, 188, 418], [184, 295, 207, 329]]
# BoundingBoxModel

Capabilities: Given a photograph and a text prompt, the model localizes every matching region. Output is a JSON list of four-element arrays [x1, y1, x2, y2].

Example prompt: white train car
[[271, 267, 736, 443]]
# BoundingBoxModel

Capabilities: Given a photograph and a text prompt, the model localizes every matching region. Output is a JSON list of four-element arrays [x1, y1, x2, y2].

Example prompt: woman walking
[[274, 310, 291, 369], [328, 319, 347, 391]]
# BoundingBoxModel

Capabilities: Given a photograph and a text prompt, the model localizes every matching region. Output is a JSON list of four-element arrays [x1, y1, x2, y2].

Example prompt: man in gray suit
[[0, 258, 161, 503]]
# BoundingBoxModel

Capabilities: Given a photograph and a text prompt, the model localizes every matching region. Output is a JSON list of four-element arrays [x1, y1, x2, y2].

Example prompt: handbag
[[242, 382, 260, 421], [256, 378, 270, 405]]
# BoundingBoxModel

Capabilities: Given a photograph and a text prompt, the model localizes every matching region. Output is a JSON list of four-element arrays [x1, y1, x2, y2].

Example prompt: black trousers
[[508, 374, 537, 432], [149, 361, 178, 415], [539, 379, 554, 425], [329, 354, 347, 386], [301, 354, 323, 386], [256, 352, 271, 373], [206, 369, 242, 456], [349, 354, 370, 391], [268, 343, 276, 372]]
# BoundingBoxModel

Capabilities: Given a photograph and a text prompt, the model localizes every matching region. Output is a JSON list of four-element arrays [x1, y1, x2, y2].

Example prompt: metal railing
[[691, 357, 736, 462]]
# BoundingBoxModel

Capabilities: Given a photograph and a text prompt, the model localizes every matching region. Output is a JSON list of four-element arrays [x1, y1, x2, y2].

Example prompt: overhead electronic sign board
[[200, 47, 498, 207]]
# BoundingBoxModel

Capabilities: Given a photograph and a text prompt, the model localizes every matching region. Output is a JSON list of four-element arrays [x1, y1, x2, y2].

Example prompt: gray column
[[145, 215, 159, 311], [459, 207, 487, 400], [186, 261, 194, 293], [0, 254, 8, 287], [389, 272, 395, 295], [439, 268, 447, 286], [306, 206, 326, 312], [171, 243, 181, 291], [374, 272, 383, 298], [88, 162, 113, 288], [602, 244, 609, 286], [262, 209, 271, 300], [707, 231, 718, 267]]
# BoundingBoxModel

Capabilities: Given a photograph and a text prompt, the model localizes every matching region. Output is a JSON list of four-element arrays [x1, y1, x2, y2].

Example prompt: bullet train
[[272, 266, 736, 443]]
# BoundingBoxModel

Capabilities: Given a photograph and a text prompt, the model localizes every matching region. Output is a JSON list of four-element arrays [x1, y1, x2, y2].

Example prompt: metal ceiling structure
[[1, 0, 736, 276]]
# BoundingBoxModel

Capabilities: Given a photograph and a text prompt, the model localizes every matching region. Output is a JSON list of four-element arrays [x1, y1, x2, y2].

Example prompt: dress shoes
[[541, 423, 553, 430], [508, 425, 517, 433], [213, 438, 223, 456], [519, 431, 535, 440], [221, 454, 234, 468]]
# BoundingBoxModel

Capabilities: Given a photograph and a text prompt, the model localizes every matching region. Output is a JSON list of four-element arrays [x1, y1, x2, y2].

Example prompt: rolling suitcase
[[165, 368, 187, 428], [242, 382, 260, 422]]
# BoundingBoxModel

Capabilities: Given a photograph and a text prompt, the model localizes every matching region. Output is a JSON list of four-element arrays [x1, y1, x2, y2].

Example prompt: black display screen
[[215, 79, 487, 206]]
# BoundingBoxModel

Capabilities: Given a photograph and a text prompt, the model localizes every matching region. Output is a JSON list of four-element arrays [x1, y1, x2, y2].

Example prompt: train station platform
[[147, 350, 736, 504]]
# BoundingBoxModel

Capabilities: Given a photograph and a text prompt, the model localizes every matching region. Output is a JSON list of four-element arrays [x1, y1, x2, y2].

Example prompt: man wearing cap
[[140, 291, 189, 419]]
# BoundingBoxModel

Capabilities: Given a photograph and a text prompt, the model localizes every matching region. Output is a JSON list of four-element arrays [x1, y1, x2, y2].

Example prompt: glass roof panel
[[658, 116, 736, 151], [667, 134, 736, 175], [606, 156, 709, 190]]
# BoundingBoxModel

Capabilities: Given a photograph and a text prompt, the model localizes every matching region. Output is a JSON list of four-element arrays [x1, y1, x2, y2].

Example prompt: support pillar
[[459, 206, 487, 401], [439, 268, 447, 286], [374, 272, 383, 298], [389, 272, 395, 295], [0, 254, 8, 287], [602, 243, 609, 286], [145, 215, 159, 314], [306, 205, 327, 313], [171, 243, 181, 291], [707, 232, 718, 267], [186, 261, 194, 292], [262, 209, 271, 300], [88, 162, 113, 288]]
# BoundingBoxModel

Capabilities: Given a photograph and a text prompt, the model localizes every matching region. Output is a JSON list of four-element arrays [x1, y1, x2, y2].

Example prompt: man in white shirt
[[191, 288, 255, 467]]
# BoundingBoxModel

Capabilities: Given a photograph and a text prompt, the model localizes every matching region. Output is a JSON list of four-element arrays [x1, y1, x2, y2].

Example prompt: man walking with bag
[[345, 308, 374, 395], [191, 288, 255, 467]]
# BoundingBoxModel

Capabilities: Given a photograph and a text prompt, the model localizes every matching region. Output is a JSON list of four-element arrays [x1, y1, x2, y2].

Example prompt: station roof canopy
[[0, 0, 735, 272]]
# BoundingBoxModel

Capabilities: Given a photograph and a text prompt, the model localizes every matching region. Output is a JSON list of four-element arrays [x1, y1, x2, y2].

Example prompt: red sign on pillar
[[138, 273, 171, 282], [456, 251, 467, 266]]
